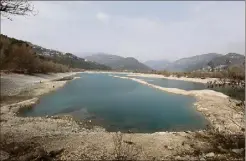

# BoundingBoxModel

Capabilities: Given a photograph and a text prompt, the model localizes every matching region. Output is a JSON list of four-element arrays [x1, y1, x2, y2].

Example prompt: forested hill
[[0, 34, 111, 73], [85, 53, 152, 72], [31, 44, 111, 70]]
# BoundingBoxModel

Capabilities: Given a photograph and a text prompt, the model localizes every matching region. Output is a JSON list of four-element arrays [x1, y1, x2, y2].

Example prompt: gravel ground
[[0, 72, 77, 96], [0, 72, 244, 161]]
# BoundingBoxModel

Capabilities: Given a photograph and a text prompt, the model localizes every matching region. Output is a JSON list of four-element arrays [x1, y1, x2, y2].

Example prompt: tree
[[208, 61, 215, 72], [0, 0, 37, 20]]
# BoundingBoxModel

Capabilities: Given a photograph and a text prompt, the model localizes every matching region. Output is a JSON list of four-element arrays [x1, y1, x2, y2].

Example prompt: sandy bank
[[126, 73, 218, 84], [84, 70, 133, 75], [0, 72, 79, 97], [84, 71, 218, 84]]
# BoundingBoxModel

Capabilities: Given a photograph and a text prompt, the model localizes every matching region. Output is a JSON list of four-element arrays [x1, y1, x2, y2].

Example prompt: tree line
[[0, 34, 70, 74], [151, 65, 245, 102]]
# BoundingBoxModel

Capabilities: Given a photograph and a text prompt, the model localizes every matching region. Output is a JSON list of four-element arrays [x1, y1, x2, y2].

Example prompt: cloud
[[96, 12, 110, 23], [193, 1, 216, 13], [104, 1, 245, 60], [1, 1, 244, 61]]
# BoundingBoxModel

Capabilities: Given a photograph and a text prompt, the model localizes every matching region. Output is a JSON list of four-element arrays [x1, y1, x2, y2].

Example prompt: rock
[[205, 152, 215, 158], [19, 148, 51, 161], [49, 148, 64, 157], [174, 156, 182, 160], [123, 140, 135, 145], [232, 148, 244, 154], [72, 129, 78, 133], [0, 150, 9, 161], [46, 115, 49, 118], [217, 146, 228, 153], [200, 157, 206, 161], [19, 153, 36, 161], [14, 146, 19, 151]]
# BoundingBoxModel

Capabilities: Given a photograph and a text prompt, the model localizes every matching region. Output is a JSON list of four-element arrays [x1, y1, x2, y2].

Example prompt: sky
[[1, 1, 245, 62]]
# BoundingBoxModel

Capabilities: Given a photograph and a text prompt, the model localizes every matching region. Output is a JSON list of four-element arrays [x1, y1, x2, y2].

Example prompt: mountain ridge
[[167, 53, 223, 72], [144, 59, 171, 71], [85, 53, 152, 72], [145, 53, 245, 72], [0, 34, 112, 71]]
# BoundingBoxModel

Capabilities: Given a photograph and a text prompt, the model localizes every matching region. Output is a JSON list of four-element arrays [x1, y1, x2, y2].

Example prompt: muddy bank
[[0, 72, 244, 160]]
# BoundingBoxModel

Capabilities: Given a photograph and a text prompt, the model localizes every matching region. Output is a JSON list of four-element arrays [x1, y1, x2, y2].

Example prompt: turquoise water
[[127, 76, 206, 91], [22, 73, 208, 133]]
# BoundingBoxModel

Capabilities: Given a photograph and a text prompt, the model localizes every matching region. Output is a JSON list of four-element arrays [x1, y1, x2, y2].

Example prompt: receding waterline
[[21, 73, 208, 133]]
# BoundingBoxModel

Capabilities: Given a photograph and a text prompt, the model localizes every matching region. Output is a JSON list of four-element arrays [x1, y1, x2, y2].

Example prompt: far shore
[[83, 70, 218, 84]]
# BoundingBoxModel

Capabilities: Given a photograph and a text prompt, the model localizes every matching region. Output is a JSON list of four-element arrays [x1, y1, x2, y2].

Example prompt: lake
[[21, 73, 208, 133], [127, 76, 206, 90]]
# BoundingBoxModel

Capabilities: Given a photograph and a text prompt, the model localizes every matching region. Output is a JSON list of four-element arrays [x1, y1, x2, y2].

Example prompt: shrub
[[0, 34, 70, 74], [112, 132, 142, 160]]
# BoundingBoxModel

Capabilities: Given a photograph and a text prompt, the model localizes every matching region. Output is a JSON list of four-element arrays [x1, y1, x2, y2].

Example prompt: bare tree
[[0, 0, 37, 20]]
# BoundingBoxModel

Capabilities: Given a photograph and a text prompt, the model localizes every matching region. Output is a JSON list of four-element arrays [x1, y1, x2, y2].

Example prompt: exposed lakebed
[[21, 73, 208, 133], [127, 76, 206, 90]]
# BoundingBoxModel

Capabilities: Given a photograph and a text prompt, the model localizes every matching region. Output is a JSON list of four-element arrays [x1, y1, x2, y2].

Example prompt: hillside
[[144, 60, 170, 71], [0, 34, 111, 72], [207, 53, 245, 70], [32, 46, 111, 70], [164, 53, 223, 72], [85, 53, 152, 72]]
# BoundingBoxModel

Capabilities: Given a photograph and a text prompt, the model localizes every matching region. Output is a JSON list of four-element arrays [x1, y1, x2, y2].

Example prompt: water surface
[[22, 73, 208, 133], [127, 75, 206, 91]]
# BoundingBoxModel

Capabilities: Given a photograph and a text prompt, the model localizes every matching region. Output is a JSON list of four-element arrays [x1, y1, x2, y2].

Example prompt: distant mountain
[[85, 53, 152, 72], [32, 46, 111, 70], [165, 53, 223, 72], [0, 34, 111, 71], [85, 53, 123, 65], [144, 60, 171, 71], [207, 53, 245, 69]]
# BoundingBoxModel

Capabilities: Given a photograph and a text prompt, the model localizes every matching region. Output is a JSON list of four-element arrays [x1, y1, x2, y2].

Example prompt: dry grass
[[112, 132, 143, 161]]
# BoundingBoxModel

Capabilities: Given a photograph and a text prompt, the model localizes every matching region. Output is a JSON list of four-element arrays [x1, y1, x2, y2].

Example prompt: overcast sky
[[1, 1, 245, 62]]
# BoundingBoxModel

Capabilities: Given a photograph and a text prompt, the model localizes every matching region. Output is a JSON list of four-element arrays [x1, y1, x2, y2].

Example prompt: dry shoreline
[[0, 71, 244, 160], [126, 73, 218, 84], [84, 71, 218, 84]]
